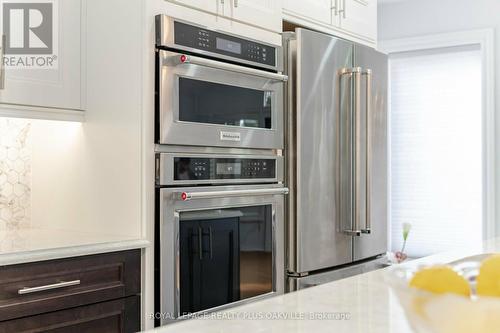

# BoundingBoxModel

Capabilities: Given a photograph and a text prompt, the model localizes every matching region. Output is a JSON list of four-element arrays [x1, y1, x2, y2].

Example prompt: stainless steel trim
[[154, 144, 281, 156], [164, 53, 288, 82], [178, 188, 289, 201], [271, 207, 278, 292], [0, 35, 5, 90], [283, 33, 298, 273], [18, 280, 81, 295], [173, 211, 181, 318], [362, 69, 372, 234], [157, 152, 284, 186], [155, 15, 282, 72]]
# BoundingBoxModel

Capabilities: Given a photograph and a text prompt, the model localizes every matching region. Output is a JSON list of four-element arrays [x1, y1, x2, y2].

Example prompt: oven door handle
[[177, 188, 289, 201], [164, 53, 288, 82]]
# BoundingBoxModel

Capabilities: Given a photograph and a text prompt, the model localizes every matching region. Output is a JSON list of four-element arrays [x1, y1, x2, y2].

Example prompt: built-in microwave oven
[[155, 15, 287, 150]]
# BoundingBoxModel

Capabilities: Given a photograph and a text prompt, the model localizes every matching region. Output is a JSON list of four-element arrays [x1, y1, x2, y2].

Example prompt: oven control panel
[[172, 20, 277, 70], [173, 157, 276, 182]]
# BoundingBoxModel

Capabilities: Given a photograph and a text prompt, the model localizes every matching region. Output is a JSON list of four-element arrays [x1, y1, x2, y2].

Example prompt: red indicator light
[[181, 192, 188, 201], [180, 55, 187, 63]]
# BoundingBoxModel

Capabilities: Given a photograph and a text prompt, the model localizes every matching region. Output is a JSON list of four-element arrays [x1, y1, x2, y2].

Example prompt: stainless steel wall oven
[[155, 151, 287, 325]]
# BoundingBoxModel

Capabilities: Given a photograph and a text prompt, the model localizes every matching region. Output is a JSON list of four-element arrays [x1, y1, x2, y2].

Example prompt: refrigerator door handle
[[362, 69, 372, 235], [340, 67, 362, 237]]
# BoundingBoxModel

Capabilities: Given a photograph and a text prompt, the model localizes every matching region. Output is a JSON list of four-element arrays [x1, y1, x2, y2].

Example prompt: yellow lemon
[[409, 266, 470, 296], [477, 254, 500, 297]]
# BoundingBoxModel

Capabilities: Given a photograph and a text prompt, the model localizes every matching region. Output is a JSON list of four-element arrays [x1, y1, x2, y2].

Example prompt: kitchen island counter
[[149, 238, 500, 333], [0, 227, 149, 266]]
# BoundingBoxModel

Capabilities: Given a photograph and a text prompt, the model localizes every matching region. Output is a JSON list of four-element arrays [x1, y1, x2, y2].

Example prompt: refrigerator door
[[353, 45, 388, 261], [287, 28, 353, 274]]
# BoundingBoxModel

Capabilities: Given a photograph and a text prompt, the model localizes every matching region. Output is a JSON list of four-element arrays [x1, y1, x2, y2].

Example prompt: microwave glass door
[[179, 205, 273, 315], [179, 78, 272, 129]]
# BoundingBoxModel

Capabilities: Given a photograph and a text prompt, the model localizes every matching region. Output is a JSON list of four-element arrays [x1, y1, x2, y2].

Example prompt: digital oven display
[[216, 163, 242, 175], [216, 37, 242, 54]]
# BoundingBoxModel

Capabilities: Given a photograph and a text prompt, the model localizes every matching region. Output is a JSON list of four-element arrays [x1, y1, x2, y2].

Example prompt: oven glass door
[[179, 205, 273, 315], [157, 50, 284, 149], [157, 185, 285, 323]]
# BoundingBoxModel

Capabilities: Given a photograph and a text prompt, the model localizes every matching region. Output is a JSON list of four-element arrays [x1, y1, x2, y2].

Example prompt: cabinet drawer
[[0, 250, 140, 321], [0, 295, 140, 333]]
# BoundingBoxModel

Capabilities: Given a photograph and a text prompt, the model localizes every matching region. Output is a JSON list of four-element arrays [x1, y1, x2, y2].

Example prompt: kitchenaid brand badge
[[220, 131, 241, 142]]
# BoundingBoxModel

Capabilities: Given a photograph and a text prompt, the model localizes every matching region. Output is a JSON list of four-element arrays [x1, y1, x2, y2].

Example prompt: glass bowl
[[385, 254, 500, 333]]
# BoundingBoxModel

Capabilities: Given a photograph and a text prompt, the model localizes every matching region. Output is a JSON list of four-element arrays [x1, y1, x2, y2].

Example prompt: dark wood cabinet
[[0, 250, 141, 333], [0, 296, 140, 333], [179, 218, 240, 315]]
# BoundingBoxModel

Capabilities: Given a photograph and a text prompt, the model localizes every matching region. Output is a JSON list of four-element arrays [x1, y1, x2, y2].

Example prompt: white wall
[[378, 0, 499, 236]]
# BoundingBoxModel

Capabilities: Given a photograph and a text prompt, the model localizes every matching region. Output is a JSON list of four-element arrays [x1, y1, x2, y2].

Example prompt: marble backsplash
[[0, 119, 31, 230]]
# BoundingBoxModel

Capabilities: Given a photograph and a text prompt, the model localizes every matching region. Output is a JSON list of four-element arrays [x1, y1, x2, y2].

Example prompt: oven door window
[[179, 205, 273, 315], [178, 77, 273, 129]]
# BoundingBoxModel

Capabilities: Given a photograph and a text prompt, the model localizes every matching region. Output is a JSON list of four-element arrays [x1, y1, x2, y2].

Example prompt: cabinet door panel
[[340, 0, 377, 41], [230, 0, 282, 32], [283, 0, 332, 25], [165, 0, 219, 15], [0, 250, 141, 321], [0, 0, 82, 110], [0, 296, 140, 333]]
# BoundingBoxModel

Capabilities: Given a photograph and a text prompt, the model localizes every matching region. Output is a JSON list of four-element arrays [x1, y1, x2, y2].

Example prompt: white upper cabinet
[[283, 0, 331, 25], [229, 0, 282, 32], [0, 0, 82, 115], [165, 0, 219, 15], [165, 0, 281, 33], [339, 0, 377, 41], [284, 0, 377, 45]]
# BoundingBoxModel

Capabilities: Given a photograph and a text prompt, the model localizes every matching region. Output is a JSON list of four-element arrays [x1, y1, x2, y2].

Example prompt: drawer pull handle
[[18, 280, 81, 295]]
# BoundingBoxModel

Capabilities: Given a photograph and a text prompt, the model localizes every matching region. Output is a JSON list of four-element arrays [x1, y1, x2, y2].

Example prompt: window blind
[[389, 44, 483, 258]]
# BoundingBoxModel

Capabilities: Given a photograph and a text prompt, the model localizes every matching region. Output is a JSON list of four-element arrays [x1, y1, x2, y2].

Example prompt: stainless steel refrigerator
[[283, 28, 388, 290]]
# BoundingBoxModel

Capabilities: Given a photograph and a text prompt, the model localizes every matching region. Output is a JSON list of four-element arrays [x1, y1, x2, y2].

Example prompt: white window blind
[[389, 44, 483, 258]]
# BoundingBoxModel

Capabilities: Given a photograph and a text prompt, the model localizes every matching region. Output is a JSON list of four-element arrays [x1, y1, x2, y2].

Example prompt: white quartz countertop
[[0, 227, 149, 266], [148, 238, 500, 333]]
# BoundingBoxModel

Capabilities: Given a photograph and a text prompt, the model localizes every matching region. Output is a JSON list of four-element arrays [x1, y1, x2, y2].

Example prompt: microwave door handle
[[177, 188, 289, 201], [163, 54, 288, 82], [362, 69, 372, 234], [340, 67, 362, 237]]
